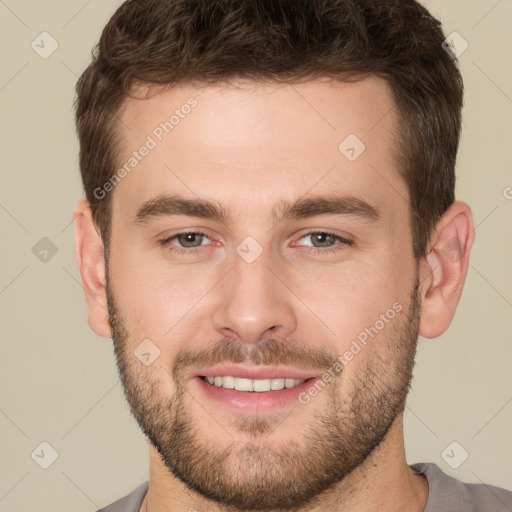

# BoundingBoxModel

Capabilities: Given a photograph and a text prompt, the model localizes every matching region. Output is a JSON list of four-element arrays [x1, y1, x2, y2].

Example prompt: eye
[[294, 231, 353, 253], [158, 230, 353, 256], [159, 231, 213, 254]]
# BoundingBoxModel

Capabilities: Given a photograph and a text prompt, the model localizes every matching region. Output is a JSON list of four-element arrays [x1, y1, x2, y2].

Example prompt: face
[[106, 78, 422, 510]]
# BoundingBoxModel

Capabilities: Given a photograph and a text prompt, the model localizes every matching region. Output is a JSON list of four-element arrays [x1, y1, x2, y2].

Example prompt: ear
[[73, 200, 112, 338], [418, 201, 475, 339]]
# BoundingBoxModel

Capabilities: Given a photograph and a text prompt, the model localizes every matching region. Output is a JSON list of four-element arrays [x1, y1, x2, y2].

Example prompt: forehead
[[114, 77, 407, 226]]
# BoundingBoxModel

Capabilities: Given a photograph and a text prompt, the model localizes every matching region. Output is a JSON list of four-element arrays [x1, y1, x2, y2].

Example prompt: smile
[[200, 375, 308, 392]]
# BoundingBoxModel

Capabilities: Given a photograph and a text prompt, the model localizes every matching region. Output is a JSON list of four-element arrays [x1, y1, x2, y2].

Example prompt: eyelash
[[158, 231, 353, 255]]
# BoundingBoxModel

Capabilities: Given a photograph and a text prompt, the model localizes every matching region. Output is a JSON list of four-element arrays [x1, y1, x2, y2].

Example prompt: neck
[[140, 413, 428, 512]]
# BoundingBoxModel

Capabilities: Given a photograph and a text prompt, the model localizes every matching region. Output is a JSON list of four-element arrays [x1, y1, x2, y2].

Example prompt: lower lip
[[194, 376, 319, 414]]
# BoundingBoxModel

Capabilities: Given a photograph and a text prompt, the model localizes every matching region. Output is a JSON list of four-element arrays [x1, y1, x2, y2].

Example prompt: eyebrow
[[134, 193, 381, 225]]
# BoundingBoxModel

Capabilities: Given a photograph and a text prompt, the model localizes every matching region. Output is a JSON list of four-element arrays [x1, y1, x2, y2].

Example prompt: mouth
[[199, 375, 313, 391], [191, 366, 320, 413]]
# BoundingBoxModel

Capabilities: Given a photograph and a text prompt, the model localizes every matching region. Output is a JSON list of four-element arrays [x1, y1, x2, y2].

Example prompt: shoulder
[[410, 462, 512, 512], [95, 481, 149, 512]]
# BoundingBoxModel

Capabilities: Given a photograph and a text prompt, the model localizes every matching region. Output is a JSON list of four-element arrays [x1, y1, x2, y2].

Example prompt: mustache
[[172, 337, 340, 381]]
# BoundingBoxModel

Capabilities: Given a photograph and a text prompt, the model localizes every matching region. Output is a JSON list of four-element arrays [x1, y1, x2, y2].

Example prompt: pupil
[[314, 233, 332, 247], [181, 233, 201, 247]]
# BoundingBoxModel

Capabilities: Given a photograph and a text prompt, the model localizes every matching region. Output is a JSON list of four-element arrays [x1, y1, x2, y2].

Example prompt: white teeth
[[203, 376, 306, 391], [271, 378, 285, 390], [234, 378, 253, 391], [222, 375, 235, 389], [253, 379, 271, 392], [285, 378, 296, 389]]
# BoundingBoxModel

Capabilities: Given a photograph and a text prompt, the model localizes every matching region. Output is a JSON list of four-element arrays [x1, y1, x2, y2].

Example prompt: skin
[[74, 77, 474, 512]]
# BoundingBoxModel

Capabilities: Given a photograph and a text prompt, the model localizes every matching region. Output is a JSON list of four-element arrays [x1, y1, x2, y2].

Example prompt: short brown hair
[[75, 0, 463, 259]]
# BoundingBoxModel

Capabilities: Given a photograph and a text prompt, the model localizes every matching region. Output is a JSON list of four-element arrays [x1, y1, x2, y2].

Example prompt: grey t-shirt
[[96, 462, 512, 511]]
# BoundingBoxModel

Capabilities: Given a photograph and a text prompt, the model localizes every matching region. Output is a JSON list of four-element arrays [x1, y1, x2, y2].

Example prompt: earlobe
[[73, 200, 112, 338], [418, 201, 475, 339]]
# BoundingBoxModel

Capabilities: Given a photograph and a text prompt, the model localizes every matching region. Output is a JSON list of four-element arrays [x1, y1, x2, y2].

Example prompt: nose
[[211, 249, 297, 344]]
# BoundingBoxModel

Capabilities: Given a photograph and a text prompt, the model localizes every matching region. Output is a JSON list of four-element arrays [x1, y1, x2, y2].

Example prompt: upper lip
[[192, 365, 319, 381]]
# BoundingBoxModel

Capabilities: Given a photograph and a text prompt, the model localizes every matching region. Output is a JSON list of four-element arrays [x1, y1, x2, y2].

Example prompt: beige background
[[0, 1, 511, 511]]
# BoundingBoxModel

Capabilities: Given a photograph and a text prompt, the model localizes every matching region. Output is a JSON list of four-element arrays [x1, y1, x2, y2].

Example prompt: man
[[73, 0, 512, 511]]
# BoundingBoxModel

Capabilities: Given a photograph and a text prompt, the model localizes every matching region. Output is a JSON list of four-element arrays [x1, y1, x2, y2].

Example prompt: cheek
[[297, 261, 399, 328], [111, 250, 216, 341], [110, 233, 413, 358]]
